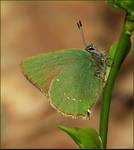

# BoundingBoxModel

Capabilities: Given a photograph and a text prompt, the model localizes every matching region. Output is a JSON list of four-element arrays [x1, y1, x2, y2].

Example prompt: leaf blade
[[59, 125, 103, 149]]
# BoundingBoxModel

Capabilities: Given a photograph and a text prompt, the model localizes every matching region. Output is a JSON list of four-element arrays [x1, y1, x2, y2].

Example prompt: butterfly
[[21, 21, 106, 119]]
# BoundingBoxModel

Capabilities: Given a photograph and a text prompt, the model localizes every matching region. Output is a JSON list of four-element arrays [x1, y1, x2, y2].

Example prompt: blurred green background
[[1, 1, 133, 149]]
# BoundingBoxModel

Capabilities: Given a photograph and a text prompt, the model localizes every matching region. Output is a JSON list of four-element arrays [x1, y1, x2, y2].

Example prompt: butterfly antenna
[[77, 20, 87, 47]]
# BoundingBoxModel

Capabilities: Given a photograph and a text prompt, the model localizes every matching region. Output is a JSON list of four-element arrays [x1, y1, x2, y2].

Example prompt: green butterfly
[[21, 21, 106, 118]]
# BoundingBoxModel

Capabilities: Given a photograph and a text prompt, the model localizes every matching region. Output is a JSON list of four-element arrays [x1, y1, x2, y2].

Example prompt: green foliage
[[99, 0, 134, 148], [109, 0, 134, 20], [59, 125, 103, 149], [109, 0, 134, 35]]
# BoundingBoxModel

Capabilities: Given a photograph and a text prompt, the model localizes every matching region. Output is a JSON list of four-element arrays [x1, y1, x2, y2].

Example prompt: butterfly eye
[[88, 47, 95, 51], [85, 45, 96, 52]]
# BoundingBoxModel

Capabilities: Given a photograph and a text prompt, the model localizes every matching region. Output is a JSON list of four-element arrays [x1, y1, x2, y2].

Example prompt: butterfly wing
[[21, 48, 103, 117]]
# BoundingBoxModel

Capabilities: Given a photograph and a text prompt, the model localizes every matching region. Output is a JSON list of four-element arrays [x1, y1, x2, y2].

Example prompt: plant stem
[[99, 16, 132, 148]]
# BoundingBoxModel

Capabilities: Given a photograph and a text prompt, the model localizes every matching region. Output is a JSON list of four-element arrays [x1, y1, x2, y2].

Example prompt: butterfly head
[[85, 43, 98, 53]]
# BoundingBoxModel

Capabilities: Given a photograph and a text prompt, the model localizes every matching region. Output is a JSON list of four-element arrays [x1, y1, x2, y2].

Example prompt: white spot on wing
[[72, 98, 76, 101], [56, 78, 60, 82], [87, 109, 91, 119], [87, 109, 91, 114], [67, 96, 70, 100]]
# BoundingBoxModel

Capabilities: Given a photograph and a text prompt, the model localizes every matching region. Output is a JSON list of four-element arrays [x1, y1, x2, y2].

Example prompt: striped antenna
[[77, 20, 87, 47]]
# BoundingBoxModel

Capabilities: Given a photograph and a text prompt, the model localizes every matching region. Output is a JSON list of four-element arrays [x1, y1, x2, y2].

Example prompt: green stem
[[99, 16, 132, 148]]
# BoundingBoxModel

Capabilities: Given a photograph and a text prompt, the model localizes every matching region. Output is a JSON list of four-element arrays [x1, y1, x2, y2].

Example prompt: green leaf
[[59, 125, 103, 149], [108, 0, 134, 21], [21, 48, 105, 118]]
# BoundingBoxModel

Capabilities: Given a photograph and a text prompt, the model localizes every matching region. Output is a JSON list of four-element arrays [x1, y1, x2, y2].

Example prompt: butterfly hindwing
[[49, 59, 101, 116]]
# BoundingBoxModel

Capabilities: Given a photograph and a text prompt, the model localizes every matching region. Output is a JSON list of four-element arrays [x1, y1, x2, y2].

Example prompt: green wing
[[21, 48, 102, 117]]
